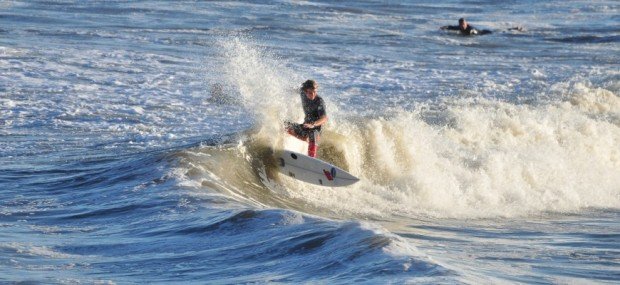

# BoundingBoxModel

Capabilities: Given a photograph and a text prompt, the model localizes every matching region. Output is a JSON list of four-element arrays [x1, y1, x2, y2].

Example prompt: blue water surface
[[1, 1, 619, 284]]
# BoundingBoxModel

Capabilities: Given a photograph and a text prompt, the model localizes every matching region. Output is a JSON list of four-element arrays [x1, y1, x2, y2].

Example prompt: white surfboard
[[276, 150, 359, 187]]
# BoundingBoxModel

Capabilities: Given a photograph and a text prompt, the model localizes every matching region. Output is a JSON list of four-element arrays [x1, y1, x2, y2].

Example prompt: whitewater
[[1, 1, 618, 284]]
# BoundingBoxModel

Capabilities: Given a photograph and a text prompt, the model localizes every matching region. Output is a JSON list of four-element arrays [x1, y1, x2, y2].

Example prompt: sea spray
[[217, 37, 301, 150]]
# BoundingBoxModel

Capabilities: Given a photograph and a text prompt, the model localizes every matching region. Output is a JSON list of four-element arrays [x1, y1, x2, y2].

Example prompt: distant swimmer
[[507, 26, 525, 32], [285, 79, 328, 158], [440, 18, 492, 35]]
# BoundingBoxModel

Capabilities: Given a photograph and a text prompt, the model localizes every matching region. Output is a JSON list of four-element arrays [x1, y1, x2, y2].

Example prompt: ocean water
[[1, 0, 619, 284]]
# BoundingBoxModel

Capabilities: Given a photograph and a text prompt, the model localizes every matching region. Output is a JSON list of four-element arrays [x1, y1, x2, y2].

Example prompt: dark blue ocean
[[1, 1, 619, 283]]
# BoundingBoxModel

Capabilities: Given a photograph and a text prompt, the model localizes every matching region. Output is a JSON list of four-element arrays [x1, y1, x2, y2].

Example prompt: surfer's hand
[[303, 123, 314, 129]]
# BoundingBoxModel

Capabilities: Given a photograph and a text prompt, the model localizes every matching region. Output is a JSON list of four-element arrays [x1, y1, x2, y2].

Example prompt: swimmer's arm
[[440, 25, 460, 31]]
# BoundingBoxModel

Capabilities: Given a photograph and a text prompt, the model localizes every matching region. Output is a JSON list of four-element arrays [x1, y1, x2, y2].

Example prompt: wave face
[[1, 0, 619, 283]]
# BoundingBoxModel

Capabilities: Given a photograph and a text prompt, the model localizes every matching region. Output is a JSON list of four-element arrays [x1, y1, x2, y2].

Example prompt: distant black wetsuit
[[442, 25, 492, 35]]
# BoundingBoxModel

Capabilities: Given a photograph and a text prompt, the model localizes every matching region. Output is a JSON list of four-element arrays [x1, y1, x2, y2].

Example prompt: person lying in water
[[440, 18, 492, 35]]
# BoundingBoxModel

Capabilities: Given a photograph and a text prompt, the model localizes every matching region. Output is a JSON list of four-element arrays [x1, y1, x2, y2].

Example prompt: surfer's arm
[[303, 115, 327, 129]]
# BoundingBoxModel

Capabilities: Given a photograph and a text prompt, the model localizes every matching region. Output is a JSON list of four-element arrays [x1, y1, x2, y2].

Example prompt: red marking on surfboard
[[323, 167, 336, 181]]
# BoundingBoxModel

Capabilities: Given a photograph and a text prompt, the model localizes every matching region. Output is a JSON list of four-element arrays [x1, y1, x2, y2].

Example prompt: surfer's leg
[[286, 123, 308, 141], [307, 130, 319, 158]]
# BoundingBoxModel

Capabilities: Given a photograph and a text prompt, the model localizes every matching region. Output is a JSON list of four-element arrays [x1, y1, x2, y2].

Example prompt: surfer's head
[[302, 79, 318, 99], [302, 79, 318, 91]]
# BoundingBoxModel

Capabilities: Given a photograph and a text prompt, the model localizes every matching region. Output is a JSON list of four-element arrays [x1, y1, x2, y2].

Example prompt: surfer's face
[[304, 87, 317, 100]]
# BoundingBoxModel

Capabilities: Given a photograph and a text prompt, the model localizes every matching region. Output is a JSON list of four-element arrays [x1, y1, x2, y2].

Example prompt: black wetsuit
[[301, 93, 326, 132], [443, 25, 492, 35], [287, 92, 326, 143]]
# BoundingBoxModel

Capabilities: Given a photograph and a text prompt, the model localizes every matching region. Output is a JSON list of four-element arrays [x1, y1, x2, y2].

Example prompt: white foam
[[266, 84, 620, 219], [358, 87, 620, 216]]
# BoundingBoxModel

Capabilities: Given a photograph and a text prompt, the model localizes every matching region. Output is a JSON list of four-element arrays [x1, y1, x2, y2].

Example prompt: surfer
[[285, 79, 328, 158], [440, 18, 492, 35]]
